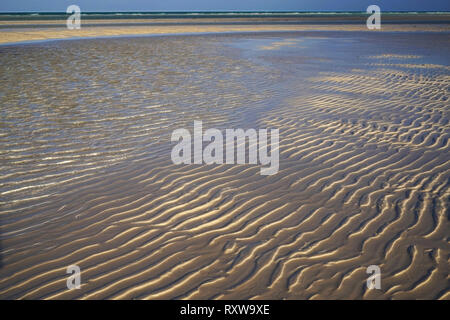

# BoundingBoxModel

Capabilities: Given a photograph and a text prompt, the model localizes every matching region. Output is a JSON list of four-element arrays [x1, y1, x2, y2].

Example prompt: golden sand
[[1, 23, 449, 45]]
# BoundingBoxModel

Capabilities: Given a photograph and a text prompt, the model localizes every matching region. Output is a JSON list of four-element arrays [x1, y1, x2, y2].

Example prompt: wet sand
[[0, 27, 449, 299], [0, 13, 450, 45], [0, 23, 449, 45]]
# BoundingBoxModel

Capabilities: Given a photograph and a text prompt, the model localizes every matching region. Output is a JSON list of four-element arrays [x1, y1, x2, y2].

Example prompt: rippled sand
[[0, 31, 449, 299]]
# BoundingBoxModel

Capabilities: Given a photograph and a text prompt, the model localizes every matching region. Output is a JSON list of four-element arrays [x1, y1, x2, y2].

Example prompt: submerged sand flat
[[0, 30, 449, 299]]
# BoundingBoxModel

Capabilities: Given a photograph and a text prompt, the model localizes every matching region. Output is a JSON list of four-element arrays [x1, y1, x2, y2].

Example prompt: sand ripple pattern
[[0, 32, 449, 299]]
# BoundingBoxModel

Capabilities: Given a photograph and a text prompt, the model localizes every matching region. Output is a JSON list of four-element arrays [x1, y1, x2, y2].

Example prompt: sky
[[0, 0, 449, 12]]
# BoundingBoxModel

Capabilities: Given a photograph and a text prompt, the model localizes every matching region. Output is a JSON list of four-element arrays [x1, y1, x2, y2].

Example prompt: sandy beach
[[0, 14, 449, 45], [1, 24, 450, 45], [0, 16, 449, 300]]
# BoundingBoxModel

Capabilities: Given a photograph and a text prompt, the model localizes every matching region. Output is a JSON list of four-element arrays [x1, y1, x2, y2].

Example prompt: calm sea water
[[0, 11, 449, 20]]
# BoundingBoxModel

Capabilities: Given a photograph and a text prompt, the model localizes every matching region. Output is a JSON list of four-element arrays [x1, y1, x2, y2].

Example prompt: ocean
[[0, 11, 449, 21]]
